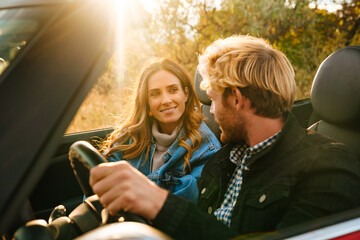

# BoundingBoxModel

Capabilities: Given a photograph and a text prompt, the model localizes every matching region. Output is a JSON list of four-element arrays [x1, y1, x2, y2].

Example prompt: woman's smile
[[160, 106, 177, 113]]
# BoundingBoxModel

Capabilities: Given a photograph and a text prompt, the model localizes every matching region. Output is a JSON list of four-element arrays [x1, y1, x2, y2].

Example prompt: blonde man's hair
[[199, 35, 296, 118]]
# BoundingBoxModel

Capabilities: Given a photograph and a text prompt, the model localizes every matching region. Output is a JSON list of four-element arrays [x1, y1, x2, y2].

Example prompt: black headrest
[[310, 45, 360, 127], [194, 67, 211, 105]]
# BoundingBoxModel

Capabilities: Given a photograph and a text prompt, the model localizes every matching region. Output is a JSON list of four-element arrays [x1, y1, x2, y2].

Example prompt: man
[[90, 35, 360, 239]]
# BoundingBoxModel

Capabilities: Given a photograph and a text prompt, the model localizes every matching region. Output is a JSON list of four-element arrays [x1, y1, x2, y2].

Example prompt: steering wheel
[[69, 141, 106, 197], [68, 140, 147, 224]]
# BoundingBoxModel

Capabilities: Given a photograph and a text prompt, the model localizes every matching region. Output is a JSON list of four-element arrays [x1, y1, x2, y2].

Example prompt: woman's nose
[[161, 93, 172, 104]]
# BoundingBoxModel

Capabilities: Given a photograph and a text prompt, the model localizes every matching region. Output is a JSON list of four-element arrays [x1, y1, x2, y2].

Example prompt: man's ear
[[233, 88, 242, 108], [233, 88, 249, 110]]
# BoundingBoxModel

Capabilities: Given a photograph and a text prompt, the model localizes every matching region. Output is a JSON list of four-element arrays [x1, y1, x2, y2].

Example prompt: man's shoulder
[[302, 129, 352, 152], [296, 129, 360, 171], [279, 113, 353, 155]]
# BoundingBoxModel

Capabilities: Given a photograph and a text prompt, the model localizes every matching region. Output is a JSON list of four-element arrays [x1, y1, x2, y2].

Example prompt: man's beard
[[218, 113, 247, 144]]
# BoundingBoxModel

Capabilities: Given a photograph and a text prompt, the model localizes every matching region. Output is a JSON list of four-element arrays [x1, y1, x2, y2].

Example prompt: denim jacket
[[108, 121, 221, 203]]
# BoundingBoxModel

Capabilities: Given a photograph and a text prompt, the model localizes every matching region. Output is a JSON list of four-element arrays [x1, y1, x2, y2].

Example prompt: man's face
[[206, 87, 247, 144]]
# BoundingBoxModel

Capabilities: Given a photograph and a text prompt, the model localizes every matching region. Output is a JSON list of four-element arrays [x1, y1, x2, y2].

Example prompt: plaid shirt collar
[[229, 131, 281, 167]]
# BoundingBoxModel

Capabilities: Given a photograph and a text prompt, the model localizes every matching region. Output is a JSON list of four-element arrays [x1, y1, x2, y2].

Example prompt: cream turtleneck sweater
[[151, 122, 180, 173]]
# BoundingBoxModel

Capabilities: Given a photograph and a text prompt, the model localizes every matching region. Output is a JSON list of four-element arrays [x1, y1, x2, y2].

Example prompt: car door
[[0, 0, 115, 233], [29, 127, 114, 220]]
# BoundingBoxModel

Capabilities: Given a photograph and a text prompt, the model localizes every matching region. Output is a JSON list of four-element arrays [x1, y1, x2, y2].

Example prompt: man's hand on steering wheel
[[90, 160, 168, 220]]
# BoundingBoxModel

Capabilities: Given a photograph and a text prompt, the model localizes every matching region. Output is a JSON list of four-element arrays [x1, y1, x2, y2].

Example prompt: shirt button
[[208, 207, 213, 214], [201, 188, 206, 194], [259, 194, 266, 203]]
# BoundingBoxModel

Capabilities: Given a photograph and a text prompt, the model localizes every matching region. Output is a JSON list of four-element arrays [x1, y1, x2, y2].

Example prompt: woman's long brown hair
[[102, 58, 204, 171]]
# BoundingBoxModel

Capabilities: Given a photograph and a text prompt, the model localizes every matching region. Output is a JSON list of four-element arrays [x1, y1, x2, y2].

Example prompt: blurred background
[[66, 0, 360, 133]]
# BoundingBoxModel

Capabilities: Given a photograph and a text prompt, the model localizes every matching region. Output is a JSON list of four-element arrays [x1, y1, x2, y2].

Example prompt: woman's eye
[[149, 92, 159, 97], [170, 87, 178, 93]]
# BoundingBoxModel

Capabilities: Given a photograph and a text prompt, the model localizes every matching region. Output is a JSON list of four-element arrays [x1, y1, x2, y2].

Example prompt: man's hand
[[89, 161, 168, 220]]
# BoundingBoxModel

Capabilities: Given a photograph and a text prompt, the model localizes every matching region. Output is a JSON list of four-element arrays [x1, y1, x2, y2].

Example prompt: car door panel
[[29, 128, 113, 220]]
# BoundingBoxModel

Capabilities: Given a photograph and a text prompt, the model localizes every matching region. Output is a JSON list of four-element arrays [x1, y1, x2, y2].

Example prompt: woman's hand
[[90, 161, 168, 220]]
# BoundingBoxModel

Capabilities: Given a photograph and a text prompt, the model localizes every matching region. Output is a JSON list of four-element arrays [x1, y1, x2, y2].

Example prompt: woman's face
[[147, 70, 189, 134]]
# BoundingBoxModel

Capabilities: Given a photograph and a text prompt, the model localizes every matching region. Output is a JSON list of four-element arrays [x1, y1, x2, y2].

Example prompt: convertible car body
[[0, 0, 359, 239]]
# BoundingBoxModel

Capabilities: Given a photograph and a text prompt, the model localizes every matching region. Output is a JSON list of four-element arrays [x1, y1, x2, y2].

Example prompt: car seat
[[308, 45, 360, 158], [194, 68, 221, 140]]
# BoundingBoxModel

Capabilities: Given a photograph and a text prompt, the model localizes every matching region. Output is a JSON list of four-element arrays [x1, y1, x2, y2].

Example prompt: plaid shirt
[[214, 132, 280, 227]]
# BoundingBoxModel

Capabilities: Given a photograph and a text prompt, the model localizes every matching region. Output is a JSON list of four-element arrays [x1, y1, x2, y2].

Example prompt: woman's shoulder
[[198, 121, 216, 136], [198, 121, 221, 147]]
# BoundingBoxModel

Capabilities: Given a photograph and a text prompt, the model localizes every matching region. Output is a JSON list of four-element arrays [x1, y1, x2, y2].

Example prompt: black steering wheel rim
[[69, 140, 107, 197], [68, 140, 148, 224]]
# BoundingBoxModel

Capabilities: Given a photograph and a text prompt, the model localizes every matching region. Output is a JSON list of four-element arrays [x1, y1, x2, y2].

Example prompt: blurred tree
[[146, 0, 206, 77], [336, 0, 360, 45]]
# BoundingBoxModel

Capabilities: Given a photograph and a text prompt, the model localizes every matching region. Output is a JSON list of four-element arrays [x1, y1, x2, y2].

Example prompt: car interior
[[12, 44, 360, 239], [308, 45, 360, 159]]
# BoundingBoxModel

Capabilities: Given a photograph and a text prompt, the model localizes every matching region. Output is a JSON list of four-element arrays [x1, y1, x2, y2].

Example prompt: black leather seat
[[194, 68, 220, 140], [308, 45, 360, 158]]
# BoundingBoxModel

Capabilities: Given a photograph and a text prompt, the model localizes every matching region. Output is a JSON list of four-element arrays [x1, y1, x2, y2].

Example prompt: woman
[[102, 58, 220, 203]]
